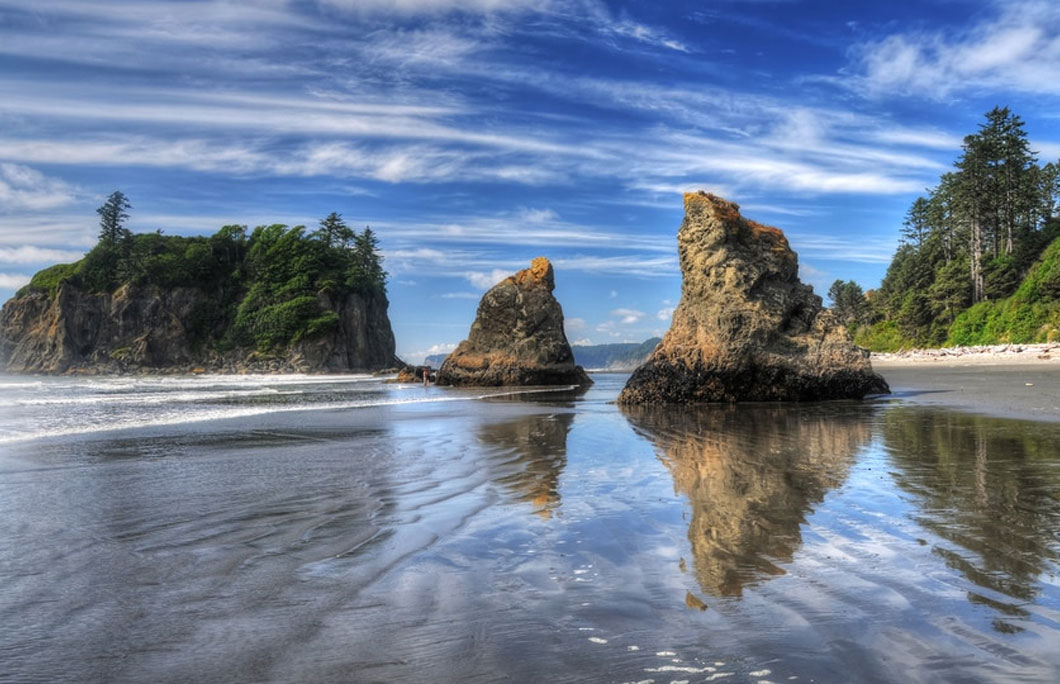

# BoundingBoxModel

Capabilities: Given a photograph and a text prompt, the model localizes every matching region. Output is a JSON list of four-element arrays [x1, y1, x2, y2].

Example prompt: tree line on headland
[[831, 107, 1060, 350], [19, 192, 387, 354]]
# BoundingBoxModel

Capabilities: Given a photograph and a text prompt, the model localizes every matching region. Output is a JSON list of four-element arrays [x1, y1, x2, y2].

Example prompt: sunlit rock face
[[624, 404, 873, 597], [437, 257, 591, 387], [618, 192, 888, 404], [0, 282, 397, 373]]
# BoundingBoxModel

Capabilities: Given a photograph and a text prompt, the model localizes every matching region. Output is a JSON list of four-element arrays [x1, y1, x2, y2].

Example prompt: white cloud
[[318, 0, 539, 15], [552, 255, 677, 277], [425, 342, 459, 354], [785, 232, 897, 264], [439, 291, 481, 299], [0, 163, 78, 212], [465, 268, 512, 289], [0, 245, 86, 264], [516, 207, 559, 223], [0, 272, 31, 289], [606, 19, 689, 52], [656, 306, 675, 321], [565, 317, 587, 331], [611, 308, 645, 324], [844, 1, 1060, 99], [403, 341, 460, 365], [570, 337, 593, 346]]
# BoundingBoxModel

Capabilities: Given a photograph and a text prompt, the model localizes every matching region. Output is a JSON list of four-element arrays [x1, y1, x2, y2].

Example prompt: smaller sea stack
[[618, 192, 888, 404], [436, 257, 591, 387]]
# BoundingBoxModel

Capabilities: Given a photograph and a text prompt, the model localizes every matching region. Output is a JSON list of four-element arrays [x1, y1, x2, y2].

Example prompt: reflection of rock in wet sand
[[625, 405, 873, 596], [478, 411, 574, 517], [883, 407, 1060, 632]]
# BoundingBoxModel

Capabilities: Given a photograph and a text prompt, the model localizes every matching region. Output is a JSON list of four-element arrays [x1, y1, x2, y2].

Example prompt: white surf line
[[0, 385, 580, 445]]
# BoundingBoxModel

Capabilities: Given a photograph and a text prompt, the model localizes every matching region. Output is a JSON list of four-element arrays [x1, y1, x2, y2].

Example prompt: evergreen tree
[[901, 197, 931, 247], [314, 212, 355, 249], [97, 191, 132, 243], [863, 107, 1060, 348], [828, 280, 870, 326]]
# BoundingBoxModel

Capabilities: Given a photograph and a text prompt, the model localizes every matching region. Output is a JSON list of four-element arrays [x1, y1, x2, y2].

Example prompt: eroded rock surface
[[0, 282, 398, 374], [618, 192, 888, 404], [437, 257, 591, 386]]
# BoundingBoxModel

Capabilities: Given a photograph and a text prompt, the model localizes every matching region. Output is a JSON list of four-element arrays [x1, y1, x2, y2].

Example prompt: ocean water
[[1, 372, 1059, 683]]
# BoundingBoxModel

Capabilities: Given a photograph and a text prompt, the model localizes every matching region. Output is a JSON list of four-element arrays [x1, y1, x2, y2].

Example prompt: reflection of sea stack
[[478, 412, 573, 517], [437, 257, 591, 387], [625, 404, 872, 596], [618, 193, 888, 404]]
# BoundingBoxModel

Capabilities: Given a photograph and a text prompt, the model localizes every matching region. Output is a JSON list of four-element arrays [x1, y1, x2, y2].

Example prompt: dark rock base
[[617, 358, 889, 404]]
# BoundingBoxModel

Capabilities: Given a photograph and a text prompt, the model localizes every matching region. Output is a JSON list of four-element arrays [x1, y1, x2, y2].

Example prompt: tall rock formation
[[0, 282, 398, 374], [618, 192, 888, 404], [436, 257, 591, 387]]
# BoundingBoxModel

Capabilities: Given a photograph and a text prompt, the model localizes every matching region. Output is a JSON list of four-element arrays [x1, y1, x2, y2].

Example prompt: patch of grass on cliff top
[[18, 262, 79, 298]]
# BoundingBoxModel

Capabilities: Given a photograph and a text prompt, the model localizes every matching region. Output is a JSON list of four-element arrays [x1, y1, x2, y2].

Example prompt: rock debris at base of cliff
[[618, 192, 889, 404]]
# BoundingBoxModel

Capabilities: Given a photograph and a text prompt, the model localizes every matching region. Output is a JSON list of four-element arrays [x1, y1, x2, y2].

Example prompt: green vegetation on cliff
[[842, 108, 1060, 350], [19, 198, 387, 353]]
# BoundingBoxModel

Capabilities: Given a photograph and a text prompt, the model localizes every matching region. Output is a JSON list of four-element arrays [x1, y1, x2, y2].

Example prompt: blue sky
[[2, 0, 1059, 363]]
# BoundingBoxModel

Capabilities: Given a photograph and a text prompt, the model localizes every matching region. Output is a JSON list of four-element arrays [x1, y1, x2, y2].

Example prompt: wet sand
[[3, 374, 1060, 682], [874, 353, 1060, 423]]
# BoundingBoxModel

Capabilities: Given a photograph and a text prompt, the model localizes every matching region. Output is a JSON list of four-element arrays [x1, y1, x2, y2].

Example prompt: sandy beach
[[872, 342, 1060, 367], [3, 374, 1060, 682], [872, 344, 1060, 422]]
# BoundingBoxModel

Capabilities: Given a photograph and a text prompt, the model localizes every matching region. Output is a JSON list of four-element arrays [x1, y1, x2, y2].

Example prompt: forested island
[[831, 107, 1060, 351], [0, 193, 398, 373]]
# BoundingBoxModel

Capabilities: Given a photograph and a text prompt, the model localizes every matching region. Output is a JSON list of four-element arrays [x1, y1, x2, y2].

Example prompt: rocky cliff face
[[618, 192, 888, 404], [0, 282, 397, 374], [436, 257, 591, 386]]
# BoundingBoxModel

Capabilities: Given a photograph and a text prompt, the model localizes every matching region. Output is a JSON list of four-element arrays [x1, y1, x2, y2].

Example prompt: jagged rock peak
[[436, 257, 591, 387], [512, 256, 555, 290], [618, 192, 889, 404]]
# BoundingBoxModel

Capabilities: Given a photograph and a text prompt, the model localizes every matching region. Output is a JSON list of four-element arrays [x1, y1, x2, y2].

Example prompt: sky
[[2, 0, 1060, 363]]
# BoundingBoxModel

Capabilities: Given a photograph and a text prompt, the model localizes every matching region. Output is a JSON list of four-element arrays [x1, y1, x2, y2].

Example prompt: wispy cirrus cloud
[[841, 0, 1060, 99], [0, 245, 87, 264], [0, 272, 31, 289], [0, 163, 79, 212], [317, 0, 541, 15]]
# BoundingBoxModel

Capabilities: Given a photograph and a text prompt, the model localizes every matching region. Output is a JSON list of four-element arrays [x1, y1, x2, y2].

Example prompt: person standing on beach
[[423, 367, 430, 387]]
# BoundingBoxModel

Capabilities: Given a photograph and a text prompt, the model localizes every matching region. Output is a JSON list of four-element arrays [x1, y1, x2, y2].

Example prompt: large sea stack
[[618, 192, 888, 404], [436, 257, 591, 387]]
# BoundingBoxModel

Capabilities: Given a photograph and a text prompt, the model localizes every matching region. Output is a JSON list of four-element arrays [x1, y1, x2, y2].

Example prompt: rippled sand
[[2, 374, 1059, 682]]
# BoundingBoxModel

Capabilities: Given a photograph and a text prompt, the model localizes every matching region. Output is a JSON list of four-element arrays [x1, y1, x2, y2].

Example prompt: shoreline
[[871, 342, 1060, 368], [874, 361, 1060, 424]]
